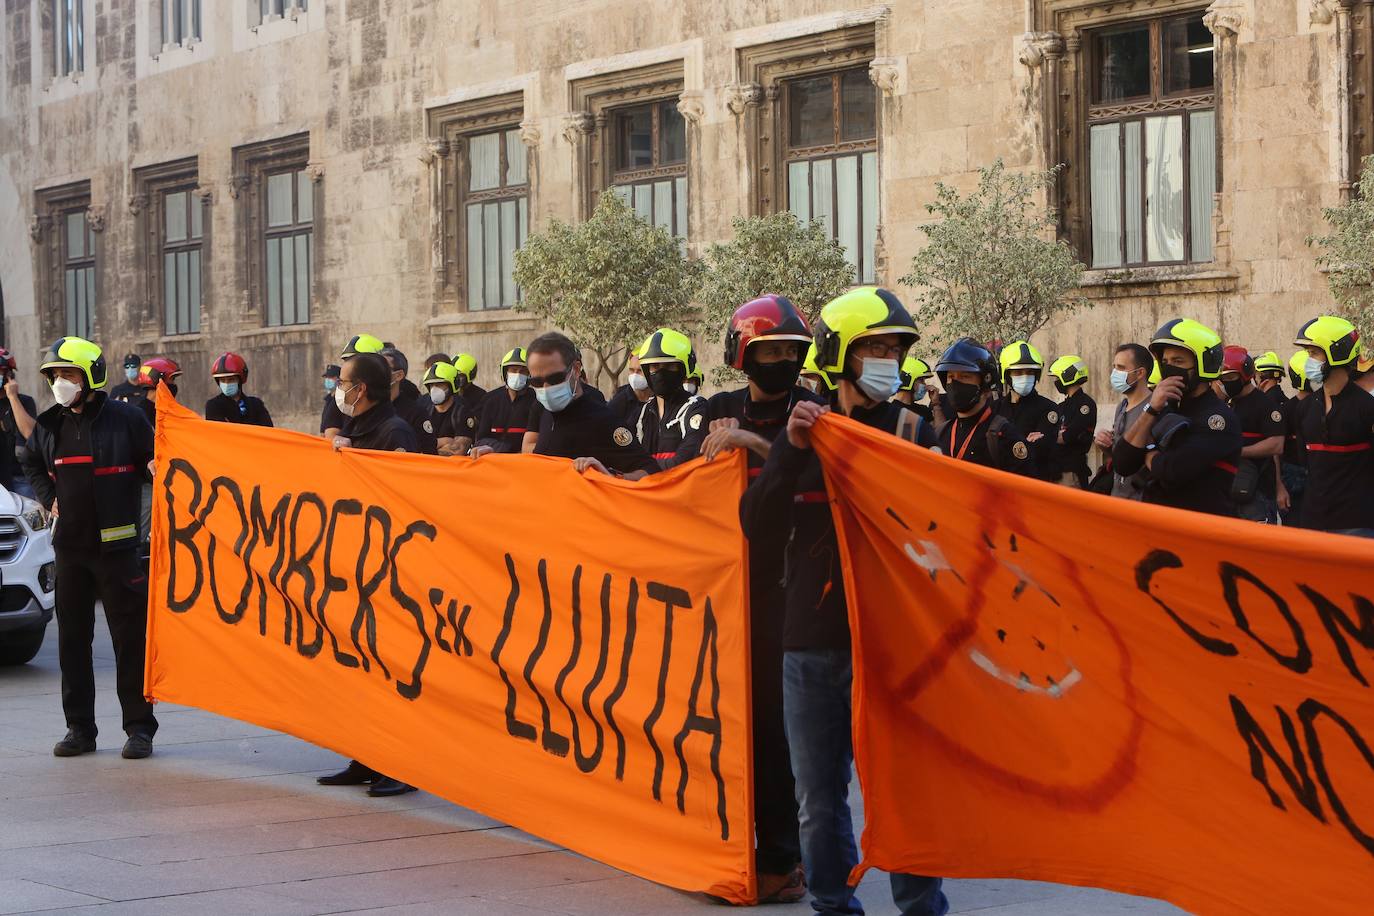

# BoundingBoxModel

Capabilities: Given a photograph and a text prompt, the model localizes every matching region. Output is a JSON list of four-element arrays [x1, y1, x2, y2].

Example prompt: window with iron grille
[[162, 0, 201, 48], [782, 67, 877, 284], [161, 188, 204, 335], [264, 168, 313, 326], [462, 127, 528, 310], [53, 0, 84, 76], [61, 209, 96, 340], [607, 100, 688, 240], [1086, 12, 1216, 268]]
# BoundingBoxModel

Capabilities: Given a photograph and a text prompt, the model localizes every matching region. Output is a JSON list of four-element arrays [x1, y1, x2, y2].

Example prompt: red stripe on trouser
[[748, 467, 762, 478], [94, 465, 136, 476], [794, 491, 828, 503], [1307, 442, 1373, 453], [652, 452, 675, 460], [1214, 461, 1238, 474], [1241, 432, 1265, 439], [54, 456, 94, 466]]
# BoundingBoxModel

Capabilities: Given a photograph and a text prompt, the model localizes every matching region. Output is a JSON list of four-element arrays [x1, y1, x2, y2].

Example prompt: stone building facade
[[1, 0, 1371, 431]]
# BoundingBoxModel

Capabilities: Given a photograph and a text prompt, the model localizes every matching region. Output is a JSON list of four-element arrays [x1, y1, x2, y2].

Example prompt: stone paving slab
[[0, 613, 1190, 915]]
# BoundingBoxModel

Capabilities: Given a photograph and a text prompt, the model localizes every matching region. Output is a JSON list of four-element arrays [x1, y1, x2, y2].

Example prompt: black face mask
[[166, 383, 179, 398], [1221, 378, 1247, 400], [649, 365, 685, 397], [945, 380, 983, 412], [745, 357, 801, 395], [1157, 362, 1194, 387]]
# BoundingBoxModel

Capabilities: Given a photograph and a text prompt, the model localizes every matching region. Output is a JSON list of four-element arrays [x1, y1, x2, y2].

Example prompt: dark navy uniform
[[0, 393, 37, 492], [1296, 383, 1374, 532], [533, 390, 659, 476], [474, 387, 535, 453], [936, 405, 1035, 475], [204, 393, 274, 427], [341, 401, 418, 452], [425, 399, 463, 442], [1230, 387, 1285, 518], [524, 384, 605, 445], [1113, 389, 1242, 516], [995, 392, 1060, 480], [392, 381, 437, 455], [1279, 393, 1310, 526], [1053, 388, 1097, 486], [643, 391, 708, 469], [320, 393, 344, 434], [608, 384, 657, 444]]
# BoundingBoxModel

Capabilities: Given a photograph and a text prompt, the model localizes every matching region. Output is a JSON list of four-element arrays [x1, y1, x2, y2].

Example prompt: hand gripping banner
[[811, 413, 1374, 916], [145, 396, 755, 903]]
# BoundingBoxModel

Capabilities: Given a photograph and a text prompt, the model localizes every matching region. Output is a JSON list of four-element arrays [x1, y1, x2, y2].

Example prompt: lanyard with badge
[[950, 407, 992, 461]]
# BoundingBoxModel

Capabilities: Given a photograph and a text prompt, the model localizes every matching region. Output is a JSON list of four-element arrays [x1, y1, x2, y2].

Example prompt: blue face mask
[[914, 382, 927, 402], [219, 381, 240, 398], [125, 367, 139, 383], [323, 378, 337, 394], [856, 358, 901, 401], [536, 377, 576, 413], [1110, 368, 1133, 394], [1304, 357, 1328, 386], [1011, 375, 1037, 397]]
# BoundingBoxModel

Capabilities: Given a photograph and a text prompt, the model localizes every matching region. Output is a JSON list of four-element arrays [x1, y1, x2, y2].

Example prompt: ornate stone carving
[[676, 90, 705, 124], [420, 137, 449, 166], [1310, 0, 1336, 25], [305, 161, 325, 182], [1203, 1, 1244, 37], [519, 119, 541, 147], [28, 214, 49, 241], [725, 82, 764, 115], [228, 173, 251, 199], [561, 111, 594, 144], [868, 57, 902, 95], [85, 206, 106, 233], [127, 193, 148, 216], [192, 185, 215, 204], [1019, 31, 1065, 69]]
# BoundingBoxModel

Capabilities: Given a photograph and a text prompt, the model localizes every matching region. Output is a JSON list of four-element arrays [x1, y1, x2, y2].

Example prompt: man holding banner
[[742, 287, 947, 916]]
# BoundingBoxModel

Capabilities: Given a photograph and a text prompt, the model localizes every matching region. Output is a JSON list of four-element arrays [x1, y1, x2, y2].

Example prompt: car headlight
[[19, 497, 48, 531]]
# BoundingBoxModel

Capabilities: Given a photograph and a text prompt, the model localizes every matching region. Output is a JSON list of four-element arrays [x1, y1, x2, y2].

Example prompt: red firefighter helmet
[[137, 357, 183, 389], [0, 347, 16, 375], [1221, 345, 1255, 381], [211, 351, 249, 382], [723, 295, 813, 370]]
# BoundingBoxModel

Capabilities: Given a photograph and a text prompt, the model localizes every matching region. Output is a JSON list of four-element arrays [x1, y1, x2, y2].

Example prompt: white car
[[0, 487, 56, 665]]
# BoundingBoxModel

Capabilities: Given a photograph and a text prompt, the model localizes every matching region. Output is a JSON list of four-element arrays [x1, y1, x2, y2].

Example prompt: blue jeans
[[783, 649, 948, 916]]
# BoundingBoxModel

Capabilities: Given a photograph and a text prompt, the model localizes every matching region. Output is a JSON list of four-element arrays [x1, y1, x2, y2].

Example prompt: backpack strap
[[895, 409, 925, 445]]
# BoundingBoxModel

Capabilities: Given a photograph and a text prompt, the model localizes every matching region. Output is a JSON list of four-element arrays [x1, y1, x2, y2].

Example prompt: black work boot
[[367, 776, 417, 797], [121, 733, 154, 759], [317, 759, 379, 786], [53, 728, 97, 757]]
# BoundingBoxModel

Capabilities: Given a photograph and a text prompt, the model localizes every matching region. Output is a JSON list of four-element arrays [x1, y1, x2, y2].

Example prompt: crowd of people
[[10, 284, 1373, 915]]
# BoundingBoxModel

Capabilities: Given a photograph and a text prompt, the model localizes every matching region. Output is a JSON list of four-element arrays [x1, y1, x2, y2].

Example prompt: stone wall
[[0, 0, 1365, 432]]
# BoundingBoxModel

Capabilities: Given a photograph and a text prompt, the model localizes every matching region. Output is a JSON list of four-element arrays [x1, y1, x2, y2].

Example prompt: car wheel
[[0, 621, 47, 666]]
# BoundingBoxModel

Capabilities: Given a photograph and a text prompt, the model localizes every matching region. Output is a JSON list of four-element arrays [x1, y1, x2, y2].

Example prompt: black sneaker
[[317, 759, 379, 786], [121, 733, 153, 759], [366, 776, 418, 797], [53, 729, 96, 757]]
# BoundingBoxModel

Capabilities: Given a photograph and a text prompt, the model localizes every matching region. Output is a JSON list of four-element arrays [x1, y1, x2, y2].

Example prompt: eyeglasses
[[853, 340, 906, 359], [528, 369, 573, 389]]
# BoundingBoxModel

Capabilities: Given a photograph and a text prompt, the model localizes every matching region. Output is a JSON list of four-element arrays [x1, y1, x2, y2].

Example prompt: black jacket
[[1113, 389, 1242, 516], [204, 393, 274, 427], [475, 386, 535, 453], [1052, 388, 1097, 480], [341, 401, 419, 452], [995, 391, 1060, 480], [393, 380, 438, 455], [22, 392, 154, 553]]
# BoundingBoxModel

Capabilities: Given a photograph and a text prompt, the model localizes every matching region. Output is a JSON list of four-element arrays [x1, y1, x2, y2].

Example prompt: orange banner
[[812, 413, 1374, 916], [145, 396, 755, 903]]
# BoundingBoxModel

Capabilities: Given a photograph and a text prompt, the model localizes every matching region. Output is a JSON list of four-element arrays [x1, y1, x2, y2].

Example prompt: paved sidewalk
[[0, 615, 1188, 915]]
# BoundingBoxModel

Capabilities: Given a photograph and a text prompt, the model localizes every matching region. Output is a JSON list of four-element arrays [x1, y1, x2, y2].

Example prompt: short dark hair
[[379, 347, 408, 377], [1117, 343, 1153, 373], [424, 353, 449, 370], [527, 332, 579, 369], [348, 352, 392, 403]]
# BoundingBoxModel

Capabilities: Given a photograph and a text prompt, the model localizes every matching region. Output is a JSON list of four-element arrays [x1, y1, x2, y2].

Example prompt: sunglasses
[[527, 369, 574, 389]]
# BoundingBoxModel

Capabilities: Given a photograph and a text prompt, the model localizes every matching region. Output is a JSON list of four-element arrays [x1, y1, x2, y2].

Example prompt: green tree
[[899, 160, 1087, 352], [1308, 156, 1374, 337], [513, 192, 700, 389], [695, 212, 856, 382]]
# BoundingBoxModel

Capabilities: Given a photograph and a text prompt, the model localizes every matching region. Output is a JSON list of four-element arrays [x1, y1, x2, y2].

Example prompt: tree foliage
[[512, 192, 700, 388], [1308, 156, 1374, 338], [695, 212, 856, 381], [899, 160, 1087, 352]]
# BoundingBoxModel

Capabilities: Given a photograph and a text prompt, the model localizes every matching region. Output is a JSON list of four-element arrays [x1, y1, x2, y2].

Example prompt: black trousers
[[751, 580, 801, 875], [54, 547, 158, 738]]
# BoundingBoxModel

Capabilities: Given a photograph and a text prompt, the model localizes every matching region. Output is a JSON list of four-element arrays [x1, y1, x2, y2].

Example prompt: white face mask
[[429, 387, 450, 406], [628, 371, 648, 392], [856, 358, 901, 402], [50, 377, 82, 408], [1011, 375, 1037, 397], [335, 383, 357, 418], [683, 381, 699, 396], [1109, 368, 1133, 394], [506, 371, 528, 392], [1304, 357, 1328, 385], [219, 381, 240, 398]]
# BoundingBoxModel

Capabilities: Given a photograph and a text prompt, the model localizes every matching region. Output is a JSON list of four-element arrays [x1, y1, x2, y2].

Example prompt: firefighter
[[450, 352, 486, 417], [1113, 319, 1243, 516], [893, 356, 936, 423], [799, 342, 837, 402], [521, 332, 659, 478], [1277, 349, 1312, 526], [322, 334, 386, 440], [1048, 355, 1096, 488], [21, 338, 157, 760], [995, 340, 1060, 480], [467, 348, 535, 456], [134, 357, 182, 429], [318, 365, 341, 436], [607, 352, 656, 445], [638, 328, 709, 468], [420, 360, 464, 455], [379, 347, 437, 455], [1219, 346, 1284, 523], [1293, 316, 1374, 535], [109, 353, 143, 403], [0, 347, 38, 497], [701, 294, 819, 904], [1253, 350, 1288, 405], [742, 287, 946, 916], [933, 338, 1035, 474], [204, 352, 273, 426]]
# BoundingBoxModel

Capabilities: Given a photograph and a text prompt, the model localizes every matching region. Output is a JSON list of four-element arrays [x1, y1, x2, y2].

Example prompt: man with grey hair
[[380, 347, 437, 455]]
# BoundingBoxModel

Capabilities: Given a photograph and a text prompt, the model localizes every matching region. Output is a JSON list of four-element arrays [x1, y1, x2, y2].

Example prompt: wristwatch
[[1144, 404, 1163, 417]]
